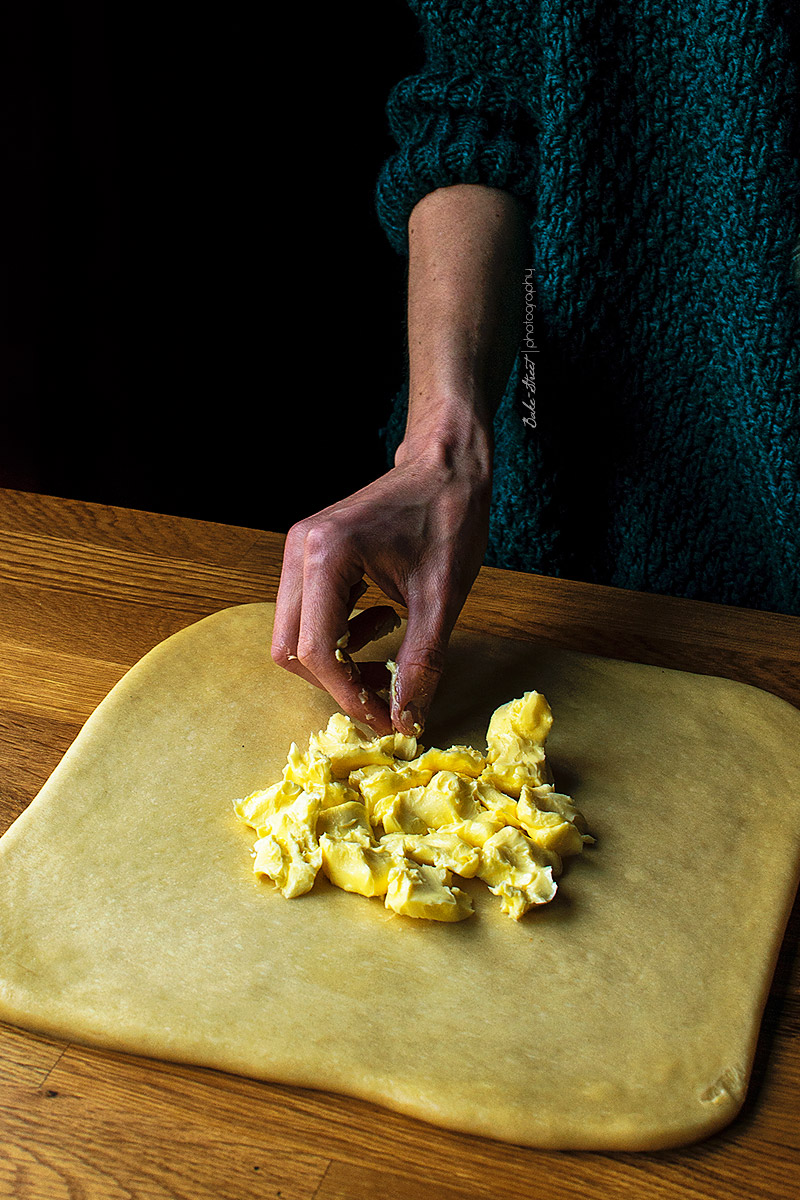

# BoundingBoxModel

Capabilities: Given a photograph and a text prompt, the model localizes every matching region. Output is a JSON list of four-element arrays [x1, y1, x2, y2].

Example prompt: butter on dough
[[232, 691, 592, 921], [2, 602, 800, 1152]]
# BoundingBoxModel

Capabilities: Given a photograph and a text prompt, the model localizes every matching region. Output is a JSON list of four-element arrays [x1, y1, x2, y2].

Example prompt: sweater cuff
[[375, 71, 539, 256]]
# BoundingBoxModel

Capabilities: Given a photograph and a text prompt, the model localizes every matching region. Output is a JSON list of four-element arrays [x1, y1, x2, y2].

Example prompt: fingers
[[272, 523, 397, 734], [274, 521, 461, 738], [297, 533, 395, 732], [345, 605, 401, 652], [272, 523, 321, 691], [389, 651, 446, 737], [356, 660, 394, 692], [336, 606, 401, 722], [388, 596, 451, 737], [346, 579, 369, 613], [271, 454, 488, 739]]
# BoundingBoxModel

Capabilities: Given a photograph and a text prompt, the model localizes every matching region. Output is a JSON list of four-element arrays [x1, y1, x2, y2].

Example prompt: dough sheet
[[2, 602, 800, 1150]]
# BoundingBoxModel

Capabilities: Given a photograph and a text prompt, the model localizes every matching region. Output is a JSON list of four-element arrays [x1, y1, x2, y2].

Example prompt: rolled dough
[[2, 603, 800, 1151]]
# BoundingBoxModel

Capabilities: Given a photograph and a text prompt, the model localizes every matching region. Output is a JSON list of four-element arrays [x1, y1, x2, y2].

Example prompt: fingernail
[[334, 647, 360, 683], [398, 702, 425, 738]]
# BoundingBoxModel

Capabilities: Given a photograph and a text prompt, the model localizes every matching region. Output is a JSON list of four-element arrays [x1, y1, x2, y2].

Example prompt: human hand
[[272, 184, 525, 734], [271, 438, 491, 737]]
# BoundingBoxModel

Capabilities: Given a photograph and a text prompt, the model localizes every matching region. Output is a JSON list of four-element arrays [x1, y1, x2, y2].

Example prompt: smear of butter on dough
[[232, 690, 592, 922]]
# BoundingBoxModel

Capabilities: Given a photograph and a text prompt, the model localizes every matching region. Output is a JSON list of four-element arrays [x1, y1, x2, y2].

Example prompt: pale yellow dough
[[1, 602, 800, 1152]]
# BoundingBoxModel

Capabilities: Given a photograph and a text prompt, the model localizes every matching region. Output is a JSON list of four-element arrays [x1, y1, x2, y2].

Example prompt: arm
[[272, 182, 528, 735]]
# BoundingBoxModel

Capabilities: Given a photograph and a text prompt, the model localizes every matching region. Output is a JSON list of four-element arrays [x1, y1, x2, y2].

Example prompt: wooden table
[[1, 486, 798, 1200]]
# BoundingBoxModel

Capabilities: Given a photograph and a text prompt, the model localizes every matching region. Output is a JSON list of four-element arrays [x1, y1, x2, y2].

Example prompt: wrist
[[394, 389, 494, 484]]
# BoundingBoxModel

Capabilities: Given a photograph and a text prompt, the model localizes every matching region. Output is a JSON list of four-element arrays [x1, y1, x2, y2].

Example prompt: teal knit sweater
[[375, 1, 800, 615]]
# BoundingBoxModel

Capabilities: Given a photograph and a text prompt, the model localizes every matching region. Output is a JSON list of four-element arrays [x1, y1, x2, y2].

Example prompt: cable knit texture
[[375, 0, 800, 615]]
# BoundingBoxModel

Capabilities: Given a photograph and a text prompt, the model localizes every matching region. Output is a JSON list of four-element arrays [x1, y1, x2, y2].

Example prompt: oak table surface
[[1, 486, 798, 1200]]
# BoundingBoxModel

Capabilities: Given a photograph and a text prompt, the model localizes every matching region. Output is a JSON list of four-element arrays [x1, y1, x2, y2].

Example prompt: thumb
[[390, 606, 452, 737]]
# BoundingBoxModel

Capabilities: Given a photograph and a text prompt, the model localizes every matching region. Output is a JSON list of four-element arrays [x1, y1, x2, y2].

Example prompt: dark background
[[1, 3, 423, 533]]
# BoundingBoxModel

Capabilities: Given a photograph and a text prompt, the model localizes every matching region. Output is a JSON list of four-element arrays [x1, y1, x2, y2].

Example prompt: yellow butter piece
[[516, 787, 586, 858], [252, 831, 320, 899], [350, 762, 435, 823], [319, 836, 398, 897], [316, 800, 373, 845], [233, 779, 303, 828], [379, 787, 431, 835], [478, 826, 557, 919], [281, 739, 368, 810], [483, 691, 554, 797], [308, 714, 394, 777], [251, 791, 322, 899], [390, 732, 419, 762], [474, 778, 523, 827], [233, 684, 591, 922], [525, 782, 592, 835], [488, 689, 553, 747], [385, 861, 473, 922], [447, 810, 506, 848], [410, 745, 486, 777], [410, 771, 482, 828], [381, 830, 481, 879], [309, 713, 418, 777], [315, 780, 363, 810], [282, 742, 331, 789]]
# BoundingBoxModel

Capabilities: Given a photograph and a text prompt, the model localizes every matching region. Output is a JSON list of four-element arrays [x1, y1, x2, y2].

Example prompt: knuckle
[[299, 522, 329, 558], [406, 644, 447, 674], [271, 641, 300, 671], [285, 515, 340, 556], [397, 652, 446, 699], [295, 635, 326, 673], [284, 518, 312, 549], [303, 520, 356, 570], [303, 517, 336, 549]]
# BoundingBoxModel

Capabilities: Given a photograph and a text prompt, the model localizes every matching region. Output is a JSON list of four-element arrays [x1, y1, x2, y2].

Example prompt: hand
[[271, 435, 491, 736], [272, 184, 524, 735]]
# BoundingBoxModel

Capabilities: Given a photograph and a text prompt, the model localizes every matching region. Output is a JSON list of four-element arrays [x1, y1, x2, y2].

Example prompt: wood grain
[[1, 486, 799, 1200]]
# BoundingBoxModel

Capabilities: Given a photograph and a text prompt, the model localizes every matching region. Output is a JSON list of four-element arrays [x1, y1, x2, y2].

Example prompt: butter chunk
[[309, 713, 418, 777], [411, 771, 482, 828], [282, 741, 331, 789], [525, 783, 592, 835], [390, 732, 419, 762], [483, 691, 554, 797], [233, 779, 303, 829], [478, 826, 557, 919], [251, 791, 322, 898], [319, 835, 398, 897], [381, 830, 481, 879], [410, 745, 486, 778], [475, 779, 523, 827], [316, 800, 373, 846], [315, 780, 363, 811], [350, 762, 435, 823], [252, 832, 320, 899], [517, 787, 586, 858], [488, 689, 553, 748], [376, 771, 482, 835], [385, 861, 474, 922], [448, 810, 506, 848], [379, 787, 431, 835]]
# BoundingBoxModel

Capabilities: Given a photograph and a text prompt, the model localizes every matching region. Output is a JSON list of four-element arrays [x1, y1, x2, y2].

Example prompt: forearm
[[273, 188, 527, 735], [398, 183, 528, 464]]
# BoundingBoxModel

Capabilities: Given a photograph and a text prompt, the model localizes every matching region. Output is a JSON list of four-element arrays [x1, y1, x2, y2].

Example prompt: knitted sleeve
[[375, 1, 542, 254]]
